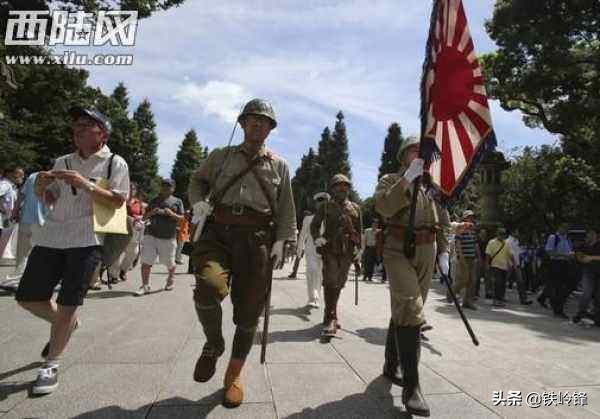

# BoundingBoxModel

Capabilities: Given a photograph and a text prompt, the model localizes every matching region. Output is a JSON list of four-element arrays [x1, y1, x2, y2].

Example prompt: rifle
[[438, 263, 479, 346]]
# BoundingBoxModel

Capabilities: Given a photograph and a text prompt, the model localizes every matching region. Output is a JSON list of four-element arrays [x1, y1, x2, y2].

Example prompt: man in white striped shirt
[[15, 106, 129, 395]]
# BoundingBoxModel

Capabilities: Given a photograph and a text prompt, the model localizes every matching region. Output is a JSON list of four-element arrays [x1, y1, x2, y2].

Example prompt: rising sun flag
[[420, 0, 497, 203]]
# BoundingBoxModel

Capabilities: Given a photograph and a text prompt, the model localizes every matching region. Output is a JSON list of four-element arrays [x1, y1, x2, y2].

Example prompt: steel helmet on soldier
[[237, 98, 277, 128], [396, 135, 420, 162], [329, 174, 352, 189]]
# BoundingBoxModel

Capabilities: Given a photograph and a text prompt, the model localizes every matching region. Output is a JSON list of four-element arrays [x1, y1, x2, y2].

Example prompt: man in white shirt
[[0, 166, 24, 257], [15, 106, 129, 395], [297, 192, 330, 308]]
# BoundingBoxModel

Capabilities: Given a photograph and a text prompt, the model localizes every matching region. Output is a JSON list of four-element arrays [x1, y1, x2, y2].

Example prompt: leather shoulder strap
[[210, 157, 263, 207]]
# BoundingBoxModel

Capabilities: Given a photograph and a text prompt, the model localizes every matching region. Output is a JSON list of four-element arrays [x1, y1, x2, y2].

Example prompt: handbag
[[91, 154, 133, 266]]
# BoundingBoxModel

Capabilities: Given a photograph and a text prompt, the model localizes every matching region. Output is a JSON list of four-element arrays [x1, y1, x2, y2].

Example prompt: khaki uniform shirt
[[188, 144, 296, 243], [310, 199, 361, 256], [374, 172, 450, 253]]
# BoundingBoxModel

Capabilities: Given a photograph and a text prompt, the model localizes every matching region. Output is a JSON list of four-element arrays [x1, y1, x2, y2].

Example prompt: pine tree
[[291, 148, 323, 223], [378, 123, 404, 179], [111, 82, 130, 110], [316, 127, 334, 190], [97, 85, 144, 192], [132, 99, 160, 198], [171, 129, 207, 207], [329, 111, 352, 179]]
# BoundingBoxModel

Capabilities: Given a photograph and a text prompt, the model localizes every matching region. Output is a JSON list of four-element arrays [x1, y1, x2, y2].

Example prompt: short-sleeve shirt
[[145, 195, 184, 239], [34, 146, 130, 249], [19, 172, 48, 226], [456, 230, 477, 258], [485, 238, 513, 271], [0, 177, 17, 226]]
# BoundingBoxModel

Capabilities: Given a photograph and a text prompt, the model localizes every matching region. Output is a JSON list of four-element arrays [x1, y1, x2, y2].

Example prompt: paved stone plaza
[[1, 259, 599, 418]]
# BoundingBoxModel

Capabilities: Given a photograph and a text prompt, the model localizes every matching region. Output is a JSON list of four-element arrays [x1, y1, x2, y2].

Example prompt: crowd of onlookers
[[284, 208, 600, 327]]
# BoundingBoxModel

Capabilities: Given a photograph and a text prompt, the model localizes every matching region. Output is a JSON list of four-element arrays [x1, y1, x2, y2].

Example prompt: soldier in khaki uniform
[[310, 174, 362, 338], [187, 99, 296, 408], [375, 135, 450, 417]]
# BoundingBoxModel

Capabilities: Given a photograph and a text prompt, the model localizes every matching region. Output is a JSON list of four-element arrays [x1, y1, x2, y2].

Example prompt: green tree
[[291, 147, 321, 222], [111, 82, 130, 110], [500, 145, 599, 238], [316, 112, 360, 201], [0, 46, 98, 171], [378, 122, 404, 179], [132, 99, 160, 198], [171, 129, 206, 207], [481, 0, 600, 165]]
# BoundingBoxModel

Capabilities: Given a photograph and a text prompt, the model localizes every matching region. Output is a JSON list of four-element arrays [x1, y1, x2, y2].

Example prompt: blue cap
[[70, 105, 112, 134]]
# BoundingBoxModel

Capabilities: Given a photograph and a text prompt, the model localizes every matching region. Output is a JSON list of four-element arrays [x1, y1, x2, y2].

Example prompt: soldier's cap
[[69, 105, 112, 134], [313, 192, 330, 201], [161, 178, 175, 187], [329, 173, 352, 188], [462, 210, 475, 219], [396, 135, 420, 162]]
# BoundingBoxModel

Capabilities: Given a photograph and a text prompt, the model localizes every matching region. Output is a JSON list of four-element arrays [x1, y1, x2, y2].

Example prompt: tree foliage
[[377, 122, 404, 179], [171, 129, 206, 207], [500, 145, 599, 237], [481, 0, 600, 168]]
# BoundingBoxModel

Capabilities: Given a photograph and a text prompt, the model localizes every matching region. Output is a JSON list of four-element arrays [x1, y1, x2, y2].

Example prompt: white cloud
[[173, 80, 251, 123]]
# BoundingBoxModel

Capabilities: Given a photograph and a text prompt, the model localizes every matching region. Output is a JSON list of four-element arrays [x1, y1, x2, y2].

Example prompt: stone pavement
[[0, 258, 599, 418]]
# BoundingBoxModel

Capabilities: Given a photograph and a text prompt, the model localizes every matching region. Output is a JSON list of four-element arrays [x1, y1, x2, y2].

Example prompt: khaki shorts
[[141, 235, 176, 267]]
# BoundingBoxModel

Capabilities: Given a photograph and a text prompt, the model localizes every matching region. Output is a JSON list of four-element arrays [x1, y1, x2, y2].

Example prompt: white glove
[[191, 201, 213, 224], [271, 240, 285, 268], [403, 158, 424, 183], [314, 237, 327, 247], [353, 250, 363, 263], [437, 251, 450, 276]]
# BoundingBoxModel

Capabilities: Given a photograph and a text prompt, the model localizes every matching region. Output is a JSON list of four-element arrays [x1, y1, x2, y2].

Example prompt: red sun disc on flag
[[423, 0, 494, 198]]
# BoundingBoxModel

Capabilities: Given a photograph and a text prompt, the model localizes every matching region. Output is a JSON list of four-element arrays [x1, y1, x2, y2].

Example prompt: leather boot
[[194, 304, 225, 382], [223, 358, 244, 408], [322, 287, 339, 336], [382, 319, 403, 385], [397, 326, 430, 417]]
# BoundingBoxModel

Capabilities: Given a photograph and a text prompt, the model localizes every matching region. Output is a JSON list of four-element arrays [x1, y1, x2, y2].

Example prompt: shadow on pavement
[[86, 291, 136, 299], [270, 306, 312, 322], [266, 324, 323, 343], [0, 362, 42, 402], [430, 282, 600, 344], [283, 376, 407, 419], [71, 393, 223, 418]]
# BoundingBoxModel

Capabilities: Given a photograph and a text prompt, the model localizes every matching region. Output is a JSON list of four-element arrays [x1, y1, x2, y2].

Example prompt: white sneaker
[[32, 366, 58, 395], [308, 300, 319, 308], [135, 285, 151, 296]]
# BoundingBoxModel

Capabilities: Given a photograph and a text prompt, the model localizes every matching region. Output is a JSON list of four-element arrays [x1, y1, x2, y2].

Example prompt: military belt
[[387, 225, 436, 245], [212, 204, 272, 227]]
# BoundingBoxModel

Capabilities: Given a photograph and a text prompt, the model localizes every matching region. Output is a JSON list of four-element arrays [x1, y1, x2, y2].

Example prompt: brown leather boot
[[194, 342, 225, 382], [223, 358, 244, 408]]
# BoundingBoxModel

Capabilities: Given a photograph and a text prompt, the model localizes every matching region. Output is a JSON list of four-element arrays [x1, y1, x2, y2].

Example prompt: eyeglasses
[[73, 120, 100, 130]]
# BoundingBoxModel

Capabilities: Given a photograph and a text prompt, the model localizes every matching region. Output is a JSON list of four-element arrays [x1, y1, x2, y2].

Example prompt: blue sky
[[78, 0, 557, 199]]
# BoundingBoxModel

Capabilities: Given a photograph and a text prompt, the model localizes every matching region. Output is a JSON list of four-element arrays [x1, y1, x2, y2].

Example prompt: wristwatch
[[85, 181, 96, 194]]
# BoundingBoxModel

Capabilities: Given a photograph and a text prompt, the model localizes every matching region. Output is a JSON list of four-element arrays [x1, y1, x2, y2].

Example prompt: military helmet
[[396, 135, 420, 162], [237, 98, 277, 128], [329, 173, 351, 189]]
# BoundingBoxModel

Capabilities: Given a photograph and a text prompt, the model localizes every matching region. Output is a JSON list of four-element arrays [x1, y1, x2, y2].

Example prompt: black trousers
[[542, 260, 572, 314]]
